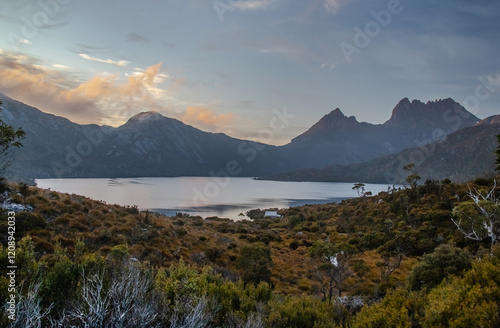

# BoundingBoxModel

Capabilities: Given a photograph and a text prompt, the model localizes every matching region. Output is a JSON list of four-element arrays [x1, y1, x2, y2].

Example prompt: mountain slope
[[260, 122, 500, 184], [0, 95, 287, 179]]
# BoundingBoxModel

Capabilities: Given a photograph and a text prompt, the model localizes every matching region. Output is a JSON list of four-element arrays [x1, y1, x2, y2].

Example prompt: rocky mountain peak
[[384, 97, 479, 130], [292, 108, 362, 142], [313, 108, 360, 129]]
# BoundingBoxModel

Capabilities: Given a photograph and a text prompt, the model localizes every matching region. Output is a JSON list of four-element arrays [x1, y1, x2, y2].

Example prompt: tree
[[236, 242, 272, 286], [309, 241, 357, 301], [0, 100, 26, 176], [452, 181, 499, 254], [352, 183, 366, 197], [377, 232, 412, 279], [496, 134, 500, 171], [19, 182, 30, 205], [404, 163, 421, 189]]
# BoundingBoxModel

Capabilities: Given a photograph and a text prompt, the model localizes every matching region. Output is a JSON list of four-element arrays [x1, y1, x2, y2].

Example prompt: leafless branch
[[7, 281, 53, 328], [170, 297, 212, 328], [453, 180, 499, 254]]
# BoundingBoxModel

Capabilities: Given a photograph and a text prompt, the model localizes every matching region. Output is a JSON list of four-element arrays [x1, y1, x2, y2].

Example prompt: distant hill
[[259, 122, 500, 184], [477, 114, 500, 126], [0, 93, 484, 180]]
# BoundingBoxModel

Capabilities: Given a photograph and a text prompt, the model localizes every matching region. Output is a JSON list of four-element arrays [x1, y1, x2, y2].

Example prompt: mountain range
[[1, 93, 496, 184], [260, 117, 500, 184], [282, 97, 479, 168]]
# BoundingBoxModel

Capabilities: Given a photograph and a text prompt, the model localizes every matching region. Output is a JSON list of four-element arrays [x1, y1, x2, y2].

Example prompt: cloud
[[0, 54, 100, 123], [259, 47, 289, 54], [232, 0, 281, 11], [181, 106, 235, 132], [53, 64, 70, 70], [162, 42, 176, 49], [323, 0, 352, 13], [0, 49, 174, 125], [487, 73, 500, 86], [79, 53, 130, 67], [18, 39, 32, 45], [70, 43, 107, 55], [321, 62, 337, 70], [126, 33, 150, 43], [456, 2, 500, 17], [64, 63, 170, 123]]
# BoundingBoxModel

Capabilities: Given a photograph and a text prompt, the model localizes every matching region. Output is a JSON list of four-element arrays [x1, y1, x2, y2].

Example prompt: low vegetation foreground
[[1, 176, 500, 327]]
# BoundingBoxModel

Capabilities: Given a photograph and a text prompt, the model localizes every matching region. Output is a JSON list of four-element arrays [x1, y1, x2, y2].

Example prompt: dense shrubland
[[1, 176, 500, 327]]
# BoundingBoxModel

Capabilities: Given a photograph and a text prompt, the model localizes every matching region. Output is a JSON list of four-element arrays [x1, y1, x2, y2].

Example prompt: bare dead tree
[[107, 262, 158, 328], [170, 297, 212, 328], [7, 281, 52, 328], [61, 262, 160, 328], [243, 312, 264, 328], [226, 311, 264, 328], [69, 270, 109, 328], [452, 180, 499, 254]]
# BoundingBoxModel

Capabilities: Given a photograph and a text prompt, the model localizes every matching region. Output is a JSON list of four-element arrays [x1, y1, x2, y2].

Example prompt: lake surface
[[36, 177, 394, 220]]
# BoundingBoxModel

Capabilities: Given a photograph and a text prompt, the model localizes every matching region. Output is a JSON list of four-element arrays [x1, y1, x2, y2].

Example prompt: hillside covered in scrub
[[1, 177, 500, 327]]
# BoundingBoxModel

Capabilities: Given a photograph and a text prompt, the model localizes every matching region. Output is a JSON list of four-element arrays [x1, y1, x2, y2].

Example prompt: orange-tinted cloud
[[0, 50, 170, 125], [0, 51, 98, 122], [0, 50, 235, 133], [65, 63, 164, 101], [181, 106, 235, 132]]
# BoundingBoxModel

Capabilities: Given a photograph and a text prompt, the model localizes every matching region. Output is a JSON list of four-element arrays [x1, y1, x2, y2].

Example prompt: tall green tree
[[0, 100, 26, 176]]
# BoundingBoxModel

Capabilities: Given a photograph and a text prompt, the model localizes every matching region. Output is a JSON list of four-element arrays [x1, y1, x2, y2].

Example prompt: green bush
[[423, 258, 500, 327], [267, 296, 342, 328], [409, 244, 472, 291], [236, 242, 272, 286]]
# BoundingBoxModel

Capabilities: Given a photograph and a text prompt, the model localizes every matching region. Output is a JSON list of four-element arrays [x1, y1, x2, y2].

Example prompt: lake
[[35, 177, 395, 220]]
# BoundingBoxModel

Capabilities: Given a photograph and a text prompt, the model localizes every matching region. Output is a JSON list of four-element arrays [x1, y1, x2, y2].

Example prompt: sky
[[0, 0, 499, 145]]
